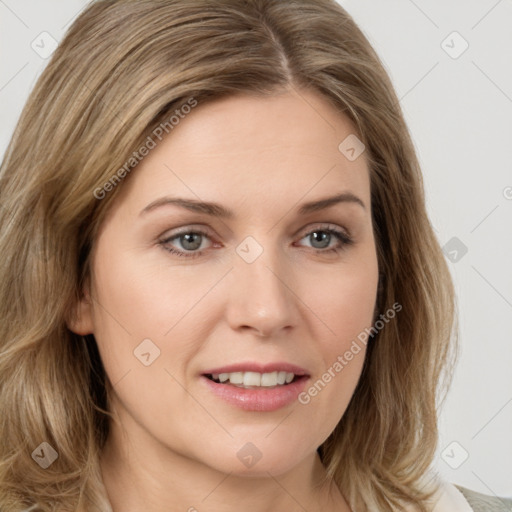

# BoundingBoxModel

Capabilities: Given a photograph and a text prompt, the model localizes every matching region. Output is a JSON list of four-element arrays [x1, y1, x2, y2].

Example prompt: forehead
[[113, 89, 370, 216]]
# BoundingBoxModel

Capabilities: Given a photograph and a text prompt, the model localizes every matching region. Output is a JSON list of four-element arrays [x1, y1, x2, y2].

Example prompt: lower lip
[[200, 375, 309, 412]]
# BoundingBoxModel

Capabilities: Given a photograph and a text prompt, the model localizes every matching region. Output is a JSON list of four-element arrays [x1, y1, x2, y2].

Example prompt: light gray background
[[1, 0, 511, 499]]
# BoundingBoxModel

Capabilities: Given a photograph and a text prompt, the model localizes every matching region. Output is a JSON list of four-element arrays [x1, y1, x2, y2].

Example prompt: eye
[[159, 229, 215, 258], [296, 225, 353, 254]]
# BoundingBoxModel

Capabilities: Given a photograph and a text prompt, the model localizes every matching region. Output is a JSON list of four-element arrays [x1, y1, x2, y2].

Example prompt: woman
[[0, 1, 509, 511]]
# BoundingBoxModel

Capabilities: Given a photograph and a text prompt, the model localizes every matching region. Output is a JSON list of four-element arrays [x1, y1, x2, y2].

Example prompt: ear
[[66, 280, 94, 335]]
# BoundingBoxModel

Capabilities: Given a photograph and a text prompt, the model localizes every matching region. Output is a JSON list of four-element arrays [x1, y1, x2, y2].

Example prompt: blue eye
[[159, 224, 353, 259], [160, 229, 212, 258], [298, 227, 353, 253]]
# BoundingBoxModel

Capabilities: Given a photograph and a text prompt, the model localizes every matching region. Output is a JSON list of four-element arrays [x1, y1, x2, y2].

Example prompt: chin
[[201, 443, 309, 478]]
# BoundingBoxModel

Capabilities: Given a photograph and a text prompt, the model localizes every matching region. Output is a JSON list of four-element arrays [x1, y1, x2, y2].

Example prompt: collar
[[401, 471, 473, 512], [431, 480, 473, 512]]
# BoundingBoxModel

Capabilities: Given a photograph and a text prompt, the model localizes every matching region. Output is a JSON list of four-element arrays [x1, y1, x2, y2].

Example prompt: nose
[[225, 241, 299, 338]]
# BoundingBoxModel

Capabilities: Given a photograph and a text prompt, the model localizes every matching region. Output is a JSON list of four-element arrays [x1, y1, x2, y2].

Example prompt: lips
[[201, 362, 309, 376], [200, 362, 311, 411]]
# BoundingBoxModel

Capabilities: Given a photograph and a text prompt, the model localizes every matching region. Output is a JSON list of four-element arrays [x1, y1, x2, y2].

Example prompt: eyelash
[[159, 224, 353, 259]]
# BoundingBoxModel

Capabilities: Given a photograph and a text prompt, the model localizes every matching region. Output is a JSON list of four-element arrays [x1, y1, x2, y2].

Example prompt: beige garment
[[421, 473, 512, 512], [431, 480, 474, 511]]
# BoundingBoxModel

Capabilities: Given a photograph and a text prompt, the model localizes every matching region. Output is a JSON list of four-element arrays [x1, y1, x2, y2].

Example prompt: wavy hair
[[0, 0, 457, 510]]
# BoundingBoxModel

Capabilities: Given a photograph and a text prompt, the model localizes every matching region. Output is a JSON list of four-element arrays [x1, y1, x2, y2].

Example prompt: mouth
[[199, 364, 311, 411], [204, 371, 307, 389]]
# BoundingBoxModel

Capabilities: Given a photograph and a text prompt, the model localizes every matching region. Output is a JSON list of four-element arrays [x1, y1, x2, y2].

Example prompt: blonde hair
[[0, 0, 457, 510]]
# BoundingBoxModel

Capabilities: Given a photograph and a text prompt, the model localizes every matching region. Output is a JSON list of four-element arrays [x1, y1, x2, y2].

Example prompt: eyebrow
[[139, 192, 366, 218]]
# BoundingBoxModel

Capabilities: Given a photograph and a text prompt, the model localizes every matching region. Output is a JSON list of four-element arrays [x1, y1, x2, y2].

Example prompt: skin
[[69, 87, 379, 512]]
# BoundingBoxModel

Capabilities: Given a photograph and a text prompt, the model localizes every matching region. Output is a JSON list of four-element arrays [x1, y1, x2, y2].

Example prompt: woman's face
[[71, 88, 379, 476]]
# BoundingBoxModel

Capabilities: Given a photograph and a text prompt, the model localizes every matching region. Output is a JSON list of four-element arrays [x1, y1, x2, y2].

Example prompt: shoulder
[[454, 484, 512, 512]]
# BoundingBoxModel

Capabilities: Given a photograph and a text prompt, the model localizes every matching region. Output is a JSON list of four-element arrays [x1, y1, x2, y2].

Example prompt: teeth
[[261, 371, 278, 386], [229, 372, 243, 385], [244, 371, 261, 386], [210, 371, 297, 387]]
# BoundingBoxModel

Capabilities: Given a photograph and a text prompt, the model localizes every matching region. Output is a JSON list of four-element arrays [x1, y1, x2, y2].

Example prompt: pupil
[[181, 233, 202, 251], [311, 231, 330, 249]]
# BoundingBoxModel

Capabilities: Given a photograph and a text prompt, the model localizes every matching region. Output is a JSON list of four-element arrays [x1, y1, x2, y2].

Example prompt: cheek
[[301, 253, 379, 350], [294, 250, 378, 428], [296, 275, 374, 444], [89, 249, 224, 381], [91, 257, 178, 336]]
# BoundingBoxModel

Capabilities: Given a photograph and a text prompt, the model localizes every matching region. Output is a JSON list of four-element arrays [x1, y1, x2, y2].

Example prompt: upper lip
[[202, 362, 310, 376]]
